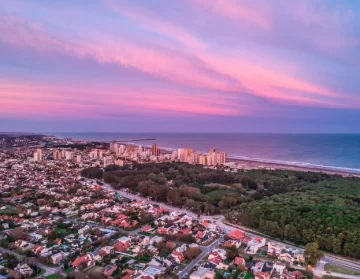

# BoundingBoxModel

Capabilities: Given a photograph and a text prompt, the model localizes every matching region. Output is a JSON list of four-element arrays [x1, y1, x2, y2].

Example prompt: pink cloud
[[1, 12, 358, 111], [0, 79, 243, 119], [102, 2, 352, 107], [190, 0, 271, 30], [0, 16, 237, 94], [105, 0, 206, 50]]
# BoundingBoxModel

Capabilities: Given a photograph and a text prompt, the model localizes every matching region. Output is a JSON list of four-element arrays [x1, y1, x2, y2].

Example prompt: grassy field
[[239, 271, 254, 279], [64, 267, 74, 273], [29, 269, 46, 279], [55, 228, 67, 234], [0, 207, 17, 215], [46, 274, 63, 279], [324, 264, 360, 276]]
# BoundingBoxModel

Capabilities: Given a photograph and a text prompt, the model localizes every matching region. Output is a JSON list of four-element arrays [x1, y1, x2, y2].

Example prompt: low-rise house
[[50, 252, 68, 265], [171, 251, 185, 264], [233, 257, 246, 267], [14, 240, 32, 250], [78, 225, 90, 235], [228, 229, 245, 241], [281, 270, 305, 279], [246, 237, 266, 255], [208, 249, 228, 270], [252, 262, 265, 274], [72, 254, 95, 270], [279, 248, 304, 263], [273, 262, 286, 274], [255, 272, 270, 279], [200, 221, 218, 231], [14, 263, 33, 278], [115, 240, 131, 253], [142, 265, 166, 278], [190, 268, 215, 279], [104, 264, 118, 277], [32, 245, 52, 257], [267, 242, 286, 258], [223, 240, 242, 249], [141, 225, 152, 233], [120, 220, 139, 229], [157, 227, 169, 235], [100, 246, 114, 257], [150, 236, 163, 244]]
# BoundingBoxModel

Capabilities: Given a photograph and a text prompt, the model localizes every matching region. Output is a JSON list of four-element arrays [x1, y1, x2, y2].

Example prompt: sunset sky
[[1, 0, 360, 133]]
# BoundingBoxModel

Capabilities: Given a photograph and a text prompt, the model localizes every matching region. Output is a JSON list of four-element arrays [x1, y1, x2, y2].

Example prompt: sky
[[1, 0, 360, 133]]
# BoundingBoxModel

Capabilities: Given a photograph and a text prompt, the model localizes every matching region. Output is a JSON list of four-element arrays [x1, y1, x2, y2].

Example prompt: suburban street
[[178, 237, 224, 279], [313, 260, 360, 279], [98, 179, 360, 277]]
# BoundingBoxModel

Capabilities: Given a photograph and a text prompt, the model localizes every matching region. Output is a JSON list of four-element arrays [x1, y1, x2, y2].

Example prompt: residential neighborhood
[[0, 138, 357, 279]]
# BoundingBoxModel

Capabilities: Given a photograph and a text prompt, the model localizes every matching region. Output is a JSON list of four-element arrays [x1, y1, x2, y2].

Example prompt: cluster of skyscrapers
[[32, 142, 227, 167], [110, 142, 227, 166], [170, 147, 227, 166]]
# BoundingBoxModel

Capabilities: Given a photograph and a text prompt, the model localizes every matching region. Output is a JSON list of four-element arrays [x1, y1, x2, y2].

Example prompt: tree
[[138, 180, 154, 197], [81, 167, 103, 179], [166, 189, 181, 205], [225, 247, 237, 261], [184, 247, 201, 260], [184, 199, 195, 210], [180, 186, 201, 199], [10, 227, 25, 240], [304, 242, 324, 266]]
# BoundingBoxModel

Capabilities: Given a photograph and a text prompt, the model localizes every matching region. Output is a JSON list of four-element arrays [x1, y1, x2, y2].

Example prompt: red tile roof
[[228, 229, 245, 240]]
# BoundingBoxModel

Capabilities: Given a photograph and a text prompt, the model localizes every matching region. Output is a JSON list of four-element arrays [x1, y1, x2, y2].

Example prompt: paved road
[[97, 180, 360, 276], [178, 237, 223, 279], [0, 247, 65, 278], [313, 260, 360, 279]]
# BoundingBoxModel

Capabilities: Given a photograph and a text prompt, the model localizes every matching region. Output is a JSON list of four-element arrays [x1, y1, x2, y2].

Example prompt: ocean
[[52, 133, 360, 174]]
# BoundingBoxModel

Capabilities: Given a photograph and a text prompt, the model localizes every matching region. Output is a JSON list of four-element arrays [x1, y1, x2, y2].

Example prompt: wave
[[128, 142, 360, 173], [229, 155, 360, 174]]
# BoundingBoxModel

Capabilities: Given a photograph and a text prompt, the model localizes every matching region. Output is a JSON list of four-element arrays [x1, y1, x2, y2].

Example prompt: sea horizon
[[48, 132, 360, 174]]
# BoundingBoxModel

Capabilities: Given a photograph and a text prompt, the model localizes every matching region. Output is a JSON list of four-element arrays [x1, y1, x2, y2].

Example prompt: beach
[[228, 157, 360, 177]]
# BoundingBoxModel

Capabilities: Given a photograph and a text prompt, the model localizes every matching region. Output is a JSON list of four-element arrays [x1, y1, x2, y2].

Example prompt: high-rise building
[[199, 154, 207, 165], [182, 148, 194, 162], [103, 155, 114, 167], [151, 144, 160, 156], [65, 151, 74, 160], [171, 150, 178, 161], [177, 148, 184, 161], [53, 150, 62, 160], [119, 145, 126, 154], [33, 149, 42, 162], [98, 149, 104, 158], [151, 144, 157, 156], [219, 152, 227, 165], [89, 149, 98, 159], [76, 155, 82, 163]]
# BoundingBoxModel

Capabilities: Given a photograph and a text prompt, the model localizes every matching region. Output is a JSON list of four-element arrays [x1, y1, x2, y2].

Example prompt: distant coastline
[[229, 157, 360, 177], [49, 132, 360, 177]]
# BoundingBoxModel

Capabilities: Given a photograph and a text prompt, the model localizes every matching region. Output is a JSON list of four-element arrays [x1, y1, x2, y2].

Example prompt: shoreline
[[51, 135, 360, 177], [229, 157, 360, 177]]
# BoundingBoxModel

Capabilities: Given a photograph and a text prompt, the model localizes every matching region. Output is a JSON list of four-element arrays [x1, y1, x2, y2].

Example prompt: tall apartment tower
[[151, 144, 160, 156], [33, 149, 43, 162]]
